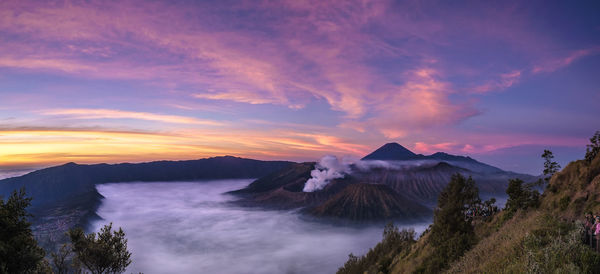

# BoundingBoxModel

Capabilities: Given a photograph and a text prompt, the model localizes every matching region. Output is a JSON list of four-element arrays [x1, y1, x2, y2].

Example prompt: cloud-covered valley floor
[[93, 180, 429, 274]]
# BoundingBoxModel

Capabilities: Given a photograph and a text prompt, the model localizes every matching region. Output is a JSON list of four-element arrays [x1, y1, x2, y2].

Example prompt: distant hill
[[232, 144, 536, 221], [0, 156, 293, 249]]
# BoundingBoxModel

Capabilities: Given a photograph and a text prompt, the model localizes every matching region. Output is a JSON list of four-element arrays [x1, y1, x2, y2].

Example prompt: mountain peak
[[362, 143, 421, 161]]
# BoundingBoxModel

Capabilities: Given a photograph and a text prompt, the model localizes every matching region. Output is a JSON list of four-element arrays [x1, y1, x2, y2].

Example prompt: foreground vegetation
[[339, 130, 600, 273], [0, 189, 131, 274]]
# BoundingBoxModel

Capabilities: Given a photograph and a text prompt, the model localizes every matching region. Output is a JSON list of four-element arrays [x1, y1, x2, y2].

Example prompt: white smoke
[[303, 155, 351, 192], [303, 156, 444, 192]]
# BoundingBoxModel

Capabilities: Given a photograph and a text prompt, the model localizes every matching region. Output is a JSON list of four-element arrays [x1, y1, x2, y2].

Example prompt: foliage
[[522, 217, 600, 273], [51, 243, 72, 274], [0, 188, 46, 273], [68, 223, 132, 274], [586, 130, 600, 163], [337, 223, 416, 274], [417, 173, 480, 273], [542, 149, 561, 183], [505, 178, 540, 215]]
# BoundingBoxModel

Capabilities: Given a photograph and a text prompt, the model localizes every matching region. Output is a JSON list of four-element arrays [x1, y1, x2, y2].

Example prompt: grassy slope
[[380, 153, 600, 274]]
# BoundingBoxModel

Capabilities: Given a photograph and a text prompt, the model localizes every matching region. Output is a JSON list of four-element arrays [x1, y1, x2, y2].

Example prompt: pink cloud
[[471, 70, 522, 93], [532, 47, 600, 74], [413, 142, 458, 154]]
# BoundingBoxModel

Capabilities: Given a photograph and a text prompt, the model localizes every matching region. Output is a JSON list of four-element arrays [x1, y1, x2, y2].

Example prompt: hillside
[[338, 152, 600, 273], [310, 184, 431, 221]]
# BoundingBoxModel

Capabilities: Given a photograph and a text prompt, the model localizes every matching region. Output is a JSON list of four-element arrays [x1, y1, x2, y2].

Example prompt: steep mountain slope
[[310, 184, 431, 221]]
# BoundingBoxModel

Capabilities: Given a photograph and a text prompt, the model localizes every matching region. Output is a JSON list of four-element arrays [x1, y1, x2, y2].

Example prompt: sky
[[1, 0, 599, 174]]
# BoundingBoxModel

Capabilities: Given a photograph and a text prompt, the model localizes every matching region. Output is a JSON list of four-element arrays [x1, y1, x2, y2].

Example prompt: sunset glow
[[1, 1, 599, 173]]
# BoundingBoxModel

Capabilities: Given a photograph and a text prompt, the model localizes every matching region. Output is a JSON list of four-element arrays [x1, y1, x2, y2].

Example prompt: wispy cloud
[[41, 109, 223, 126], [532, 47, 600, 74], [0, 0, 597, 170]]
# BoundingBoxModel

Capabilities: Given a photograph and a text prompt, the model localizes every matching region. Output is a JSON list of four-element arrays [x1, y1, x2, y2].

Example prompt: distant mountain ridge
[[362, 143, 504, 174], [0, 156, 293, 207], [0, 156, 293, 249]]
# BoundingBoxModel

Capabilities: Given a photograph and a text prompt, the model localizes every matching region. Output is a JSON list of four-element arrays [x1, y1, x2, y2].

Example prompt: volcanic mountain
[[309, 183, 431, 221], [362, 143, 425, 161], [231, 143, 537, 221]]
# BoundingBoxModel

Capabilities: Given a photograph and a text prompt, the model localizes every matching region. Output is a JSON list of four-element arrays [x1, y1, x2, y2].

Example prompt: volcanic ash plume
[[303, 155, 351, 192]]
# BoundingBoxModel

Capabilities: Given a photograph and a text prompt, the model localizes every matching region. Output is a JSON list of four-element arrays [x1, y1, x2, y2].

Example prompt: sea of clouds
[[93, 180, 429, 274]]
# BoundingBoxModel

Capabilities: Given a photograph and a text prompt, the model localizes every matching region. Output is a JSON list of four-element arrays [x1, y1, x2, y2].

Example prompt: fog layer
[[93, 180, 429, 274]]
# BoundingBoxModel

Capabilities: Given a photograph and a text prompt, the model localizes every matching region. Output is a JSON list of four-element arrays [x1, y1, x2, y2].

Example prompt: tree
[[68, 223, 132, 274], [505, 178, 539, 214], [420, 174, 480, 273], [0, 188, 46, 273], [542, 150, 560, 183], [585, 131, 600, 163], [51, 243, 72, 274]]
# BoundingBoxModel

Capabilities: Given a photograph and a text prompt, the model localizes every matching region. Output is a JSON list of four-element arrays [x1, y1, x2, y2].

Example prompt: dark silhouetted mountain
[[0, 156, 293, 208], [0, 156, 293, 245], [362, 143, 424, 161], [309, 184, 431, 221]]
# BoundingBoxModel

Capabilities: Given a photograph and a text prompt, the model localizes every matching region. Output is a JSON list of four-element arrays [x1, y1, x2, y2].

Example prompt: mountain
[[362, 143, 424, 161], [338, 149, 600, 273], [0, 156, 293, 207], [309, 183, 431, 221], [362, 143, 505, 174], [232, 144, 536, 221], [0, 156, 293, 249]]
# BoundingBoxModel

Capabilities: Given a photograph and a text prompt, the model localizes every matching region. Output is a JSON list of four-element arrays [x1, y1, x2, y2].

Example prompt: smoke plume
[[303, 155, 351, 192]]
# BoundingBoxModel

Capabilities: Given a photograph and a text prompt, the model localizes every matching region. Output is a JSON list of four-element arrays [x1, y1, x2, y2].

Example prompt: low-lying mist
[[93, 180, 429, 274]]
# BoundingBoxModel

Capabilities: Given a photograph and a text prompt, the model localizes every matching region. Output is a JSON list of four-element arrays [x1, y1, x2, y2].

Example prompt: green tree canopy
[[542, 150, 560, 182], [505, 178, 540, 214], [419, 173, 480, 273], [68, 223, 131, 274], [0, 188, 46, 273]]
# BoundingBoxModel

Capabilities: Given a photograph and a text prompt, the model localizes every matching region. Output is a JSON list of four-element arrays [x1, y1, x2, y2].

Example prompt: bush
[[523, 218, 600, 273], [337, 223, 416, 274]]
